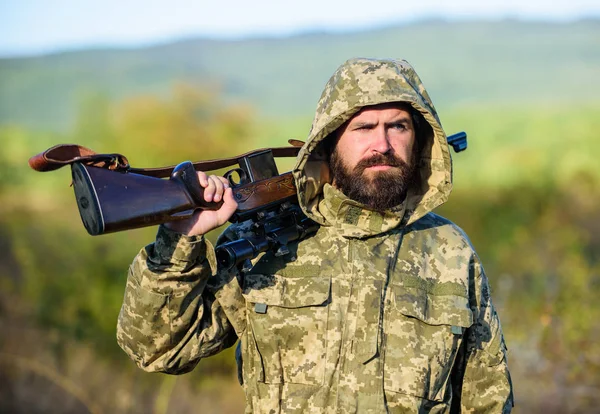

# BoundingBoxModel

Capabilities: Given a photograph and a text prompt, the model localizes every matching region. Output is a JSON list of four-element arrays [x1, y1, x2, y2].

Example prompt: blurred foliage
[[1, 83, 599, 412], [440, 177, 600, 409], [73, 84, 256, 166]]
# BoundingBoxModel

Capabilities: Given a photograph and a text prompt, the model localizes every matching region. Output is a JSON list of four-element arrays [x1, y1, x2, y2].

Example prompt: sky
[[1, 0, 599, 57]]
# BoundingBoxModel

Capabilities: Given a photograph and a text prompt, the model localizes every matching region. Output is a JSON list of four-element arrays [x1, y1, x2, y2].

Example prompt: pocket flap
[[392, 285, 473, 328], [242, 274, 331, 308]]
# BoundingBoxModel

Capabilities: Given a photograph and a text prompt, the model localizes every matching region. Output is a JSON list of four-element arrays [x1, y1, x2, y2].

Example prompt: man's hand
[[165, 172, 238, 236]]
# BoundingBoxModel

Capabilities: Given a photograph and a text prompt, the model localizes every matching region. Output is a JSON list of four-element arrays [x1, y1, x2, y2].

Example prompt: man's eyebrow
[[350, 120, 377, 128], [385, 116, 412, 125]]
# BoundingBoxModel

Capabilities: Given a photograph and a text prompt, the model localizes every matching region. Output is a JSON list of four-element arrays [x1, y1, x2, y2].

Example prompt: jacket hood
[[292, 58, 453, 237]]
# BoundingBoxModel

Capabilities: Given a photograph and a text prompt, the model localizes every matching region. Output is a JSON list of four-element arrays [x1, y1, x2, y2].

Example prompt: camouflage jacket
[[117, 58, 513, 413]]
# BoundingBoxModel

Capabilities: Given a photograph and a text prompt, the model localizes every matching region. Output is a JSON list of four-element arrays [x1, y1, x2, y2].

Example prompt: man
[[117, 58, 514, 413]]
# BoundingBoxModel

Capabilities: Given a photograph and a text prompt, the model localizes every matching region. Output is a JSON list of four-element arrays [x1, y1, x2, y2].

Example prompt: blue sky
[[2, 0, 599, 56]]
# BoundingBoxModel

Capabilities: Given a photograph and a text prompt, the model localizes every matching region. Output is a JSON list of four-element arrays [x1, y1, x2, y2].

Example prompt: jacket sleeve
[[116, 225, 246, 374], [457, 256, 514, 413]]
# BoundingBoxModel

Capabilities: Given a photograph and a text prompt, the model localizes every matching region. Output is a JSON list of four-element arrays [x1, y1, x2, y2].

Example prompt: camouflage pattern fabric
[[117, 58, 513, 413]]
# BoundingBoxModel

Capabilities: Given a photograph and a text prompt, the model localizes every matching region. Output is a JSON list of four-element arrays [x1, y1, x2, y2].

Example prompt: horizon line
[[1, 14, 598, 59]]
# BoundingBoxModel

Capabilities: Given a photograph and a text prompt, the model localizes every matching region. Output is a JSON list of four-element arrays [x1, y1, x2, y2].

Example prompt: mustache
[[355, 153, 407, 171]]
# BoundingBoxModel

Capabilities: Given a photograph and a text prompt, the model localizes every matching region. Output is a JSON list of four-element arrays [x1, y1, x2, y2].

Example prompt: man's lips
[[365, 164, 394, 171]]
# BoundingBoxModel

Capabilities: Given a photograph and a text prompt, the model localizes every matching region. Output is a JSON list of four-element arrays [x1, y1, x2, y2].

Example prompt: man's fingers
[[216, 187, 239, 224], [211, 175, 225, 202], [217, 176, 230, 188], [203, 176, 216, 202], [169, 173, 235, 235], [196, 171, 209, 187], [196, 172, 229, 203]]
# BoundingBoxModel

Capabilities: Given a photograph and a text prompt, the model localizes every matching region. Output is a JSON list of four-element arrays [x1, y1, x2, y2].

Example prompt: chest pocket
[[242, 273, 331, 385], [383, 284, 473, 402]]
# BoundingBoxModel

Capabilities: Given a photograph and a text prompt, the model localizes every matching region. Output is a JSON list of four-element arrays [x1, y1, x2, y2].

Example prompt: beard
[[330, 149, 418, 212]]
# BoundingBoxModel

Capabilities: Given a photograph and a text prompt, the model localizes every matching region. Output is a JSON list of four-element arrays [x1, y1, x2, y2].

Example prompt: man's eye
[[392, 123, 407, 131]]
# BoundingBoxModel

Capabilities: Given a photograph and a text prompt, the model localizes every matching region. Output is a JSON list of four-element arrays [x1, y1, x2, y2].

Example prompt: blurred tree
[[107, 83, 254, 167]]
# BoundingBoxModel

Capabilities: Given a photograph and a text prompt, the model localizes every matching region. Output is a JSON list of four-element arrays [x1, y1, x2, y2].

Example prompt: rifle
[[29, 132, 467, 270]]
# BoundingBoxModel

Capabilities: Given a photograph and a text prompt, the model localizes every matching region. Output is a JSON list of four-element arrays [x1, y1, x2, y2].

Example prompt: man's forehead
[[350, 102, 413, 121]]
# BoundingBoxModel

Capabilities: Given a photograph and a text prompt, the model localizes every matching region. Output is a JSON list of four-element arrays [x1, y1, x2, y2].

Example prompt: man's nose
[[370, 127, 391, 154]]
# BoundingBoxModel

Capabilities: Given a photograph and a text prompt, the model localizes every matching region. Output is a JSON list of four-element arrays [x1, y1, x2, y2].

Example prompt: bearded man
[[117, 58, 514, 413]]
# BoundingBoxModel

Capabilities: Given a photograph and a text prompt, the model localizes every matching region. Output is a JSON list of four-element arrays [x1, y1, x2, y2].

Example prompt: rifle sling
[[29, 140, 304, 178]]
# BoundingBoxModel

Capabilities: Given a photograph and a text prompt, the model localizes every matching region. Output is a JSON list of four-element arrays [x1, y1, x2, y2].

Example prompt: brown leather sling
[[29, 139, 305, 177]]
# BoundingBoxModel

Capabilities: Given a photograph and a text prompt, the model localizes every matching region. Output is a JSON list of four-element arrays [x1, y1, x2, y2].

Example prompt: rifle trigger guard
[[224, 168, 248, 188]]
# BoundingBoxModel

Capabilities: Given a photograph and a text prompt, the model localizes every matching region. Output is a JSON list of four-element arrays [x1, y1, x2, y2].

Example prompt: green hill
[[1, 18, 599, 130]]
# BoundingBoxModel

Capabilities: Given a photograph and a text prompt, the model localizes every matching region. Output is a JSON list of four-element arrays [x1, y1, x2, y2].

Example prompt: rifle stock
[[72, 161, 219, 235], [71, 160, 299, 235]]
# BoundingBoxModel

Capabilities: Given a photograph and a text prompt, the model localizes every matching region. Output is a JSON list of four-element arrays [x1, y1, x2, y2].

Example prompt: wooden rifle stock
[[28, 141, 304, 236], [72, 161, 220, 235], [71, 160, 298, 235]]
